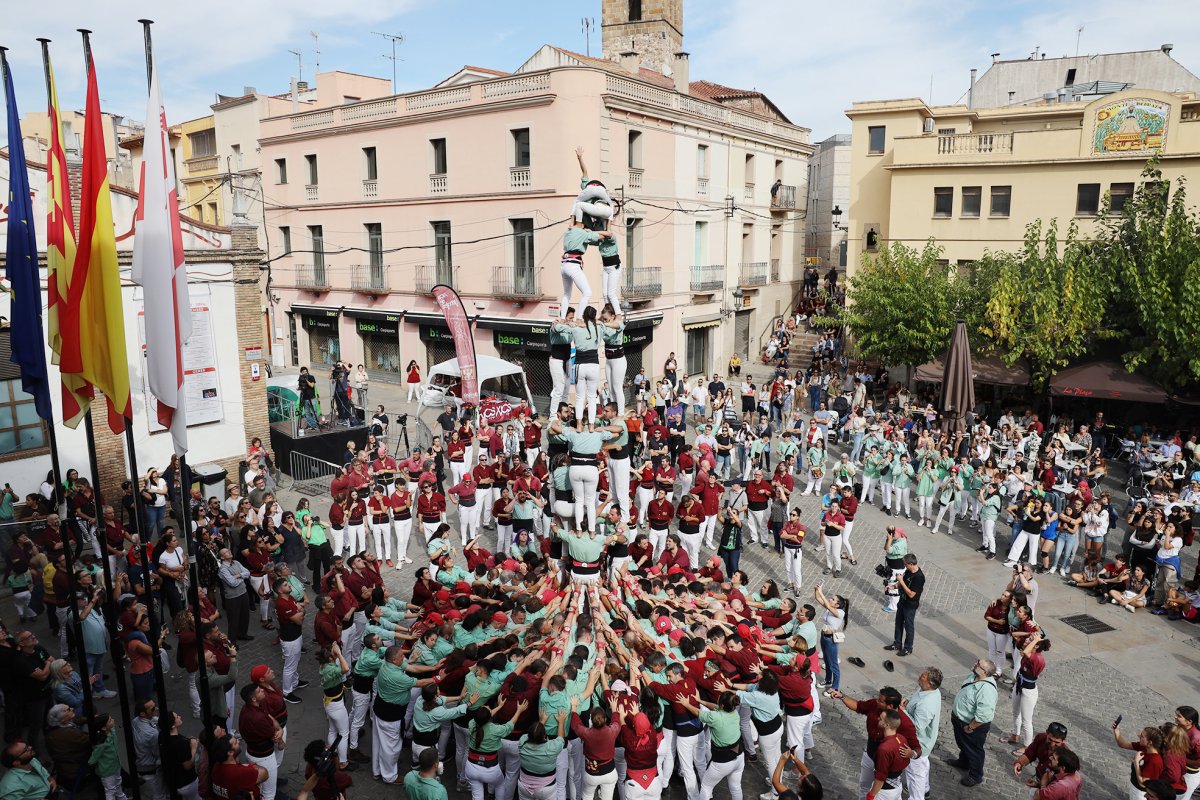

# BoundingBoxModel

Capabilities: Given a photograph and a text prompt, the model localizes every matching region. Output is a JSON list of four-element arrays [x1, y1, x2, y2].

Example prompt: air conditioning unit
[[923, 118, 935, 134]]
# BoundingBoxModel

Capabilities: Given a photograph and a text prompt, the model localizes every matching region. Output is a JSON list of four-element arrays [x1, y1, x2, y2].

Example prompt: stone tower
[[601, 0, 683, 73]]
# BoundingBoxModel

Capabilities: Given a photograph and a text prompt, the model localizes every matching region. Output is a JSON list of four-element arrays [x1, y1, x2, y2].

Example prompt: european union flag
[[4, 58, 52, 421]]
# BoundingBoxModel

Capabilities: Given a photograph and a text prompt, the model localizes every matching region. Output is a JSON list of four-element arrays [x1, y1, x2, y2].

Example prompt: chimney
[[243, 86, 257, 96], [1008, 90, 1016, 103], [968, 68, 977, 109], [991, 52, 1001, 64], [290, 76, 299, 113], [1162, 43, 1175, 56], [673, 51, 690, 94], [620, 51, 639, 75]]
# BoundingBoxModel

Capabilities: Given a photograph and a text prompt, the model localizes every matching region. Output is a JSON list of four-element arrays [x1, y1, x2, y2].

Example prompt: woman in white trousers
[[344, 490, 367, 555], [680, 693, 745, 800], [390, 488, 414, 565], [367, 487, 391, 562], [738, 673, 784, 781], [821, 504, 845, 576], [891, 457, 915, 518], [601, 310, 627, 415], [319, 645, 352, 769], [1001, 632, 1048, 749], [781, 511, 805, 593]]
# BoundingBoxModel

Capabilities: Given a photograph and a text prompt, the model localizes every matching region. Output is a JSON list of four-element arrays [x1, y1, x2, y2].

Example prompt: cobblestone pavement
[[8, 379, 1197, 800]]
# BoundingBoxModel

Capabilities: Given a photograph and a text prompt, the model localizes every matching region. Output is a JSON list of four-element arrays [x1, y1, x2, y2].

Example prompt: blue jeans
[[146, 505, 166, 540], [820, 634, 840, 689], [1009, 518, 1024, 555], [301, 398, 319, 428], [893, 604, 917, 652], [131, 670, 154, 702], [721, 547, 741, 576], [1051, 533, 1078, 573], [809, 387, 822, 412], [86, 652, 107, 693], [850, 432, 865, 462], [716, 454, 730, 479]]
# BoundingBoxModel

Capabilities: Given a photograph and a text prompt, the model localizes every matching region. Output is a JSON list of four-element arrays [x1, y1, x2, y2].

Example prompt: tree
[[838, 240, 988, 370], [1096, 161, 1200, 391], [980, 219, 1113, 390]]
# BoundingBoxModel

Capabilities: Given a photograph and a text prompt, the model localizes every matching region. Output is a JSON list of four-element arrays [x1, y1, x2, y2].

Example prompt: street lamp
[[724, 286, 745, 318], [831, 205, 848, 232]]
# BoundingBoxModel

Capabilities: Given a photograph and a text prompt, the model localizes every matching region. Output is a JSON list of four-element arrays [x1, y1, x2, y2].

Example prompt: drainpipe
[[968, 68, 977, 109]]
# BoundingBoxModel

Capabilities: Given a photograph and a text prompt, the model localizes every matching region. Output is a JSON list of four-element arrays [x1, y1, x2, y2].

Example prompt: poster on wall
[[138, 301, 223, 432], [1092, 98, 1169, 156]]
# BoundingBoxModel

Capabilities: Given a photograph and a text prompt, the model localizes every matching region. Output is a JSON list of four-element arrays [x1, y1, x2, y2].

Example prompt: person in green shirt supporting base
[[404, 748, 448, 800]]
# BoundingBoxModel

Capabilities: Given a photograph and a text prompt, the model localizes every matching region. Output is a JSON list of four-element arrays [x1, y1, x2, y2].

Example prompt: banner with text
[[431, 284, 479, 405]]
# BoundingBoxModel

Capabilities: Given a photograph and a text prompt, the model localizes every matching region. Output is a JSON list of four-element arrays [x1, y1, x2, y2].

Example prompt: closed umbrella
[[940, 319, 976, 437]]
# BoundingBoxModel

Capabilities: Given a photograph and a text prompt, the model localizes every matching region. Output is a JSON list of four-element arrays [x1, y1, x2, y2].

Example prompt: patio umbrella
[[939, 319, 976, 437]]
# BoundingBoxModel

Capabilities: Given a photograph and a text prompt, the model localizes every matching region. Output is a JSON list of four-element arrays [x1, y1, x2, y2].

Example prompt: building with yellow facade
[[845, 52, 1200, 274]]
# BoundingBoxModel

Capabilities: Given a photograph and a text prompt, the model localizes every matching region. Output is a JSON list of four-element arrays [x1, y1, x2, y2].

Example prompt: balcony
[[771, 184, 798, 210], [305, 184, 318, 202], [621, 266, 662, 300], [771, 258, 781, 282], [363, 179, 378, 199], [628, 168, 643, 189], [491, 265, 540, 300], [415, 264, 455, 294], [739, 261, 768, 287], [429, 174, 447, 194], [351, 264, 389, 295], [936, 132, 1014, 155], [185, 155, 219, 175], [295, 264, 330, 291], [690, 264, 724, 293], [696, 177, 709, 197], [744, 182, 755, 201], [509, 167, 531, 190]]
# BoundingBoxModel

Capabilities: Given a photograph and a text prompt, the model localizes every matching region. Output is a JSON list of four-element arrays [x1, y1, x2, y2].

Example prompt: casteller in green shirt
[[404, 770, 448, 800]]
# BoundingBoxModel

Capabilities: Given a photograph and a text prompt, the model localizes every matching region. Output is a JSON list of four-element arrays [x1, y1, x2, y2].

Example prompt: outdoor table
[[1151, 454, 1170, 464], [1055, 458, 1081, 471], [1063, 442, 1087, 454]]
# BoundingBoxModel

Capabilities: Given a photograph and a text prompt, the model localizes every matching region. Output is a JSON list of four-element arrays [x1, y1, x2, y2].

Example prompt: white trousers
[[601, 267, 622, 317], [785, 713, 814, 758], [699, 754, 743, 800], [393, 517, 412, 562], [676, 472, 694, 505], [349, 689, 371, 750], [422, 520, 441, 543], [345, 523, 366, 555], [1007, 531, 1039, 564], [581, 770, 618, 800], [330, 526, 345, 555], [102, 773, 130, 800], [758, 724, 784, 780], [499, 738, 522, 800], [466, 761, 505, 800], [476, 487, 497, 528], [824, 533, 843, 570], [1181, 769, 1200, 800], [459, 503, 481, 545], [622, 775, 662, 800], [573, 197, 614, 223], [987, 630, 1008, 675], [248, 752, 278, 800], [497, 523, 514, 556], [570, 464, 600, 532], [840, 520, 856, 558], [917, 496, 933, 522], [650, 527, 670, 562], [1011, 685, 1039, 746], [659, 730, 703, 800], [324, 697, 350, 764], [608, 457, 632, 520], [881, 481, 894, 508], [856, 750, 876, 800], [635, 487, 654, 526], [784, 547, 803, 590], [810, 673, 822, 725], [701, 514, 718, 549], [892, 487, 911, 516], [549, 358, 568, 415], [370, 521, 389, 561], [932, 502, 955, 534], [678, 530, 702, 570], [605, 357, 627, 415], [373, 714, 403, 783], [576, 363, 601, 424], [280, 636, 302, 694], [981, 518, 997, 553], [560, 261, 592, 317], [860, 477, 876, 504], [747, 509, 766, 545], [450, 460, 468, 488], [251, 575, 272, 622], [903, 755, 931, 800]]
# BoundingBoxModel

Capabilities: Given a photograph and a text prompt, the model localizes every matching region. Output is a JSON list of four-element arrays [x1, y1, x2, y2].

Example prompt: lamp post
[[831, 205, 849, 232]]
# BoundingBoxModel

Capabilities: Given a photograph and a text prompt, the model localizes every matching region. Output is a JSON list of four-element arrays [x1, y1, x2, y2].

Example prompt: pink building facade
[[261, 56, 812, 408]]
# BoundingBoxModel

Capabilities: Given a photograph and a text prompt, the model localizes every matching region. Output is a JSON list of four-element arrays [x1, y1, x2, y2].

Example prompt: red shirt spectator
[[873, 733, 911, 786], [388, 489, 413, 519], [326, 501, 345, 529], [417, 492, 447, 520], [691, 480, 722, 516], [448, 440, 467, 463], [211, 761, 263, 800], [746, 479, 772, 509], [648, 499, 675, 528], [855, 699, 921, 757]]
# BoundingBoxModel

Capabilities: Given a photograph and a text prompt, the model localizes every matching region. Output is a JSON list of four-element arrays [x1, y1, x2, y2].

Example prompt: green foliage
[[1096, 161, 1200, 391], [979, 219, 1113, 390], [839, 240, 985, 368]]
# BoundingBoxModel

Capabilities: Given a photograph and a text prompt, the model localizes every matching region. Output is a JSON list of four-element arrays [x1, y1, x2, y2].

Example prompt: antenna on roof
[[582, 17, 595, 57], [288, 49, 303, 84], [311, 31, 320, 74], [373, 32, 405, 94], [1075, 26, 1084, 57]]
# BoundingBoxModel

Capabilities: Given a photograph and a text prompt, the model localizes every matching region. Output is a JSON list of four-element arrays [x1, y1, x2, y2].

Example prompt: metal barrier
[[287, 452, 342, 498]]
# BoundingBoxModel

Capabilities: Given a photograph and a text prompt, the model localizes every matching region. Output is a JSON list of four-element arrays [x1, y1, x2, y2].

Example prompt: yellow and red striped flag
[[42, 54, 89, 428], [58, 54, 132, 433]]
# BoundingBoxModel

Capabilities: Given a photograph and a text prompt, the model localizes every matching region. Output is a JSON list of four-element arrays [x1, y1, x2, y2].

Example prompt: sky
[[3, 0, 1200, 142]]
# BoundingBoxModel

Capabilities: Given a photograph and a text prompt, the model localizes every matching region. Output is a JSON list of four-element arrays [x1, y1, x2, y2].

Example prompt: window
[[1076, 183, 1101, 216], [937, 127, 957, 135], [628, 0, 642, 21], [696, 145, 709, 178], [933, 187, 953, 217], [512, 219, 534, 273], [0, 375, 48, 455], [1109, 182, 1134, 213], [308, 225, 325, 276], [625, 218, 641, 269], [343, 96, 360, 105], [189, 129, 215, 158], [867, 125, 886, 154], [230, 144, 242, 169], [432, 221, 453, 268], [207, 202, 218, 224], [365, 223, 383, 268], [512, 129, 530, 167], [305, 154, 318, 185], [280, 226, 292, 255], [275, 158, 287, 184], [685, 328, 709, 375], [694, 221, 709, 264], [1065, 68, 1077, 86], [741, 222, 754, 263], [430, 138, 447, 174], [990, 185, 1011, 217], [363, 147, 378, 181], [961, 186, 982, 218], [744, 153, 755, 182], [627, 131, 642, 169], [774, 159, 784, 180]]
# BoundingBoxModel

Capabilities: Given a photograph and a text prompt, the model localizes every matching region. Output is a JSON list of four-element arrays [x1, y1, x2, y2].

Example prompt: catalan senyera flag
[[58, 56, 132, 433], [132, 54, 191, 456], [43, 53, 88, 428], [4, 59, 52, 422]]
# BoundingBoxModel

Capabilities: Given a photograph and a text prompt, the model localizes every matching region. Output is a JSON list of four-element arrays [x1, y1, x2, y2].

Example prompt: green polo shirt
[[87, 729, 121, 777], [464, 670, 501, 709], [0, 760, 52, 800], [562, 530, 605, 563], [376, 660, 417, 705], [403, 771, 448, 800], [467, 719, 515, 754], [564, 227, 599, 254], [303, 521, 328, 547], [952, 675, 997, 724], [907, 688, 942, 756], [320, 661, 345, 690], [354, 646, 386, 678], [700, 707, 741, 747], [539, 687, 571, 737], [519, 735, 565, 773], [414, 697, 467, 733]]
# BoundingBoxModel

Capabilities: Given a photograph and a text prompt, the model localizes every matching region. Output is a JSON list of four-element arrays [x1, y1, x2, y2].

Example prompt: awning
[[915, 353, 1030, 387], [404, 311, 445, 325], [683, 313, 722, 330], [1049, 361, 1167, 404], [290, 304, 340, 318]]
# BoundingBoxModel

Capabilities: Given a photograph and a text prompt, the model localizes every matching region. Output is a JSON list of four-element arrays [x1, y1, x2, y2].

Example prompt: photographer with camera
[[299, 738, 353, 800]]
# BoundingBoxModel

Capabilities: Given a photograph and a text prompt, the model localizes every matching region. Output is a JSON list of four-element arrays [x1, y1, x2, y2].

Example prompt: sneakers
[[284, 693, 303, 704], [1003, 561, 1017, 569], [1151, 608, 1169, 615], [986, 552, 996, 560], [296, 680, 311, 689], [96, 689, 117, 699], [1126, 604, 1136, 613], [975, 546, 987, 553]]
